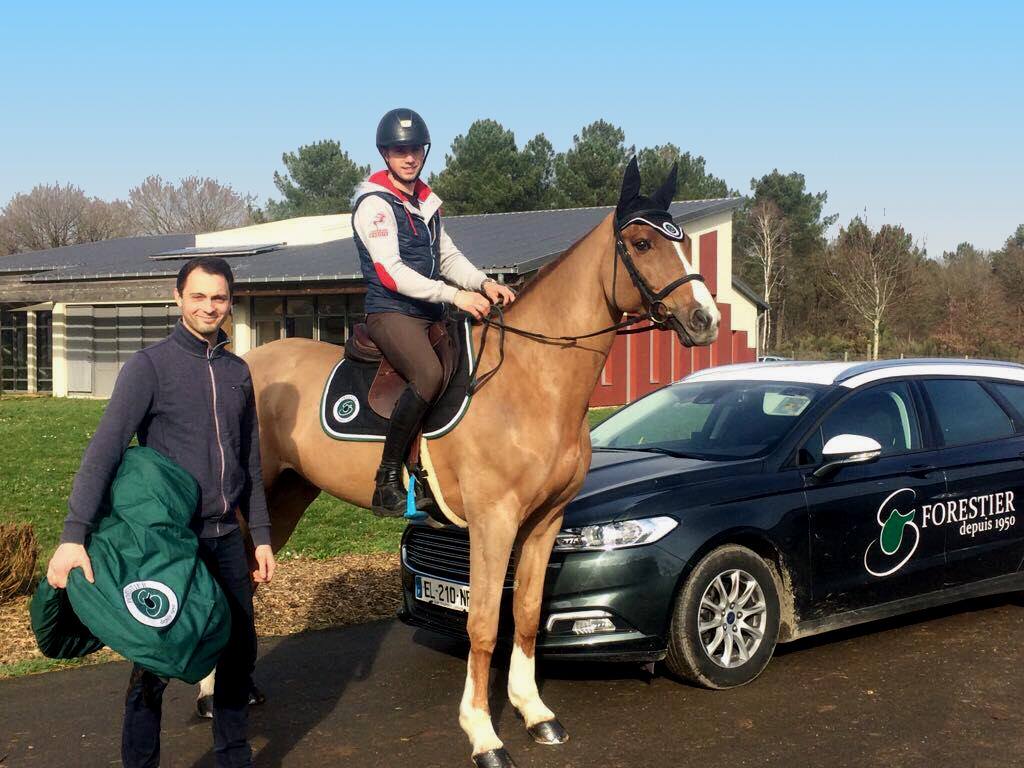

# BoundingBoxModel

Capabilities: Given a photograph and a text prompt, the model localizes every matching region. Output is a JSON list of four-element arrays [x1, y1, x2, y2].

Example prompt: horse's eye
[[635, 240, 651, 252]]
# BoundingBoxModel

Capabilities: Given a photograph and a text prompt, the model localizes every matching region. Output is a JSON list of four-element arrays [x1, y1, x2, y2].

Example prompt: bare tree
[[742, 200, 789, 353], [0, 183, 137, 254], [129, 175, 255, 235], [823, 217, 915, 360]]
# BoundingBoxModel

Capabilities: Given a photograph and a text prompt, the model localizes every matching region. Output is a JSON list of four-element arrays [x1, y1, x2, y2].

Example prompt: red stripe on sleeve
[[374, 262, 398, 292]]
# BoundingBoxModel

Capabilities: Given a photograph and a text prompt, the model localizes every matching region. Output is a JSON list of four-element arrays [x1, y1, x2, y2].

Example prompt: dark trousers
[[122, 528, 256, 768], [366, 312, 444, 402]]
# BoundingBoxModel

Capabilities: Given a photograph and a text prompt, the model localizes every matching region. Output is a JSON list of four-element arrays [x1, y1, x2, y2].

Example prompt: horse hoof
[[472, 747, 518, 768], [195, 695, 213, 719], [527, 718, 570, 745]]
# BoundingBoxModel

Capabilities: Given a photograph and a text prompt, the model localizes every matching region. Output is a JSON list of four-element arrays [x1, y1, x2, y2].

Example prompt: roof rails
[[833, 357, 1024, 385]]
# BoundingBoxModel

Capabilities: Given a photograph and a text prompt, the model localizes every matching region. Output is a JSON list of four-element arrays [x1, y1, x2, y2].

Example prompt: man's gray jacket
[[60, 320, 271, 547]]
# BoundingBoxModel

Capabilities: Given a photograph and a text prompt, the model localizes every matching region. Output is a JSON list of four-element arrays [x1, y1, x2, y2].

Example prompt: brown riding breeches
[[365, 312, 444, 402]]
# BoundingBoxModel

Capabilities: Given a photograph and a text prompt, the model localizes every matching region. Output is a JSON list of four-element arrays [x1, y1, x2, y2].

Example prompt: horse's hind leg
[[460, 511, 518, 767], [508, 506, 568, 744]]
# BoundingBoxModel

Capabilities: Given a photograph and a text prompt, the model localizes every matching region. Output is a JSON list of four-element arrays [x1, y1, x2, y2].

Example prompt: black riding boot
[[372, 387, 430, 517]]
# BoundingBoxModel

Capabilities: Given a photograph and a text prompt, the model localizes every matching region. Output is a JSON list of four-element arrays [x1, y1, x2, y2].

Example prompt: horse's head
[[611, 157, 720, 347]]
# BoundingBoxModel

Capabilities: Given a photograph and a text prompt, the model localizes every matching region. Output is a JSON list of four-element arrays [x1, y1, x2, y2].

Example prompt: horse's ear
[[617, 156, 641, 214], [651, 162, 678, 210]]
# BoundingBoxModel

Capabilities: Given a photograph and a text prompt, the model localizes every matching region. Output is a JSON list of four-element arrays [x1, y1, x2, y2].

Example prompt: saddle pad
[[320, 318, 476, 441]]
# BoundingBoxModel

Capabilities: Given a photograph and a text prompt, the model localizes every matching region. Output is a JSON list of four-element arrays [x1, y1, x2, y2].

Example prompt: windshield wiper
[[601, 446, 703, 459]]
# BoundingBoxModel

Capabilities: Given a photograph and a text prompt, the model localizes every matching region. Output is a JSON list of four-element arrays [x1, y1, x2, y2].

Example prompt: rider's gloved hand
[[454, 290, 491, 320]]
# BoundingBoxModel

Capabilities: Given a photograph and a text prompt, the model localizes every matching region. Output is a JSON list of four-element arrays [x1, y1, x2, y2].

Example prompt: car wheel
[[666, 544, 780, 689]]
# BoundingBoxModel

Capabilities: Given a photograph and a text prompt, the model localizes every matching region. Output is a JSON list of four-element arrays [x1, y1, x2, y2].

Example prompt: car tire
[[665, 544, 781, 689]]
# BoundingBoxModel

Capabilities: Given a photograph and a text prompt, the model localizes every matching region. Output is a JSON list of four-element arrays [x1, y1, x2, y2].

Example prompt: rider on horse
[[351, 108, 516, 517]]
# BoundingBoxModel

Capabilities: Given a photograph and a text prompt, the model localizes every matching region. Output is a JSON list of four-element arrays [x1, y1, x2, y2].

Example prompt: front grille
[[403, 525, 516, 588]]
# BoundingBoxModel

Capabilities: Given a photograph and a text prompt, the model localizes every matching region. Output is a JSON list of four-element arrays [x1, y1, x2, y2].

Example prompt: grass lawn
[[0, 396, 620, 565]]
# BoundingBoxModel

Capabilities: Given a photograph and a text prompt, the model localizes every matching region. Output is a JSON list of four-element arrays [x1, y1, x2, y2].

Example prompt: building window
[[251, 293, 366, 349], [253, 297, 284, 347], [36, 311, 52, 392], [1, 310, 28, 392], [284, 297, 315, 340]]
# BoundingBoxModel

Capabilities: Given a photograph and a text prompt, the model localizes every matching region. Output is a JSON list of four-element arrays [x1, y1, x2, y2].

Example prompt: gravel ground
[[0, 553, 401, 672]]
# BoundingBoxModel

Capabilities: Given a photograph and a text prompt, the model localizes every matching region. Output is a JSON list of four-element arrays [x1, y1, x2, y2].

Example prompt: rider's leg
[[365, 313, 443, 516]]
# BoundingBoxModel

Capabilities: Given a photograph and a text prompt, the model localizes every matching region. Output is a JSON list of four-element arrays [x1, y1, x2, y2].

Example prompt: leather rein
[[469, 223, 706, 393]]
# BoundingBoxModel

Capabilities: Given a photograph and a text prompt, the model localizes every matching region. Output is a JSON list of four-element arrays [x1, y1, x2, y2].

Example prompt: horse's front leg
[[461, 512, 518, 767], [508, 507, 568, 744]]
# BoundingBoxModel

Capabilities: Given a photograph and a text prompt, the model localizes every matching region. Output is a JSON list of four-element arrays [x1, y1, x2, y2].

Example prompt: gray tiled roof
[[16, 199, 741, 284], [0, 234, 194, 276]]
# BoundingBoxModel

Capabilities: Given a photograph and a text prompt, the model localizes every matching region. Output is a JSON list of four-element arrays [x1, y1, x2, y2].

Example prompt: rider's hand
[[454, 290, 491, 320], [482, 279, 516, 307], [46, 542, 95, 589], [252, 544, 276, 584]]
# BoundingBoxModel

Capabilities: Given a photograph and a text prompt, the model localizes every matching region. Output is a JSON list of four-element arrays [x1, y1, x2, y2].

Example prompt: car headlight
[[552, 516, 678, 552]]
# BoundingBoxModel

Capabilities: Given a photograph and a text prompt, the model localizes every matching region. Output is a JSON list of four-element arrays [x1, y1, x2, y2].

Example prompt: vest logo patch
[[123, 581, 179, 627]]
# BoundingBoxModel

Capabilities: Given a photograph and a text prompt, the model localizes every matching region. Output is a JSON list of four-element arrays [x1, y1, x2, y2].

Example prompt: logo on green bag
[[123, 581, 179, 627]]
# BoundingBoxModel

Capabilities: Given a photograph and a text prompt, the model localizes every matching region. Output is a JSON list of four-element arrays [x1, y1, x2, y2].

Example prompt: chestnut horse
[[239, 160, 719, 766]]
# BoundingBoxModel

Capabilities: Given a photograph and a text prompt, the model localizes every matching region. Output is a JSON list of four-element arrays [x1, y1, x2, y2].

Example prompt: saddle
[[344, 321, 460, 419]]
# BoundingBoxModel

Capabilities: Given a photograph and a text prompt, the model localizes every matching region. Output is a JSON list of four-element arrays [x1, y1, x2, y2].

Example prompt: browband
[[616, 209, 685, 242]]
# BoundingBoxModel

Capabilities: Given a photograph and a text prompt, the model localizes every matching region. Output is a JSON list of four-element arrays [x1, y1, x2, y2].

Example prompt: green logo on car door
[[864, 488, 920, 577]]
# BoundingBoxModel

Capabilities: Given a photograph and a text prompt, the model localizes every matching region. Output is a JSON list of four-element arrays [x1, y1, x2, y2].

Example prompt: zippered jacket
[[351, 170, 488, 319], [33, 445, 231, 683], [59, 321, 271, 547]]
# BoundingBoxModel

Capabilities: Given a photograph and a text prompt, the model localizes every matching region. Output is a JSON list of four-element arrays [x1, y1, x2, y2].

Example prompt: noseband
[[613, 213, 707, 338]]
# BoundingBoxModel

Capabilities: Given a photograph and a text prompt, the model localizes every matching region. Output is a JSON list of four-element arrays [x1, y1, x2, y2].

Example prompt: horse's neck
[[473, 218, 620, 423]]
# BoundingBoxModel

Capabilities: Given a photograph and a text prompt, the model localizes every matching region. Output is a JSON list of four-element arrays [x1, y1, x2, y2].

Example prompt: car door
[[799, 380, 947, 617], [917, 377, 1024, 585]]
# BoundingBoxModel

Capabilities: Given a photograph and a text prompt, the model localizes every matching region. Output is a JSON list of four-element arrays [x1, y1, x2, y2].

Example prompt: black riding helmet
[[376, 108, 431, 169]]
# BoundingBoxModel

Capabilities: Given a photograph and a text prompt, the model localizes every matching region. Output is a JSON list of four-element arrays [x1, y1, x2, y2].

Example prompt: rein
[[468, 223, 706, 394]]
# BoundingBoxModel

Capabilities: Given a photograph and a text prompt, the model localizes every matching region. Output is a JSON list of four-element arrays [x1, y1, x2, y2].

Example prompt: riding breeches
[[365, 312, 443, 403]]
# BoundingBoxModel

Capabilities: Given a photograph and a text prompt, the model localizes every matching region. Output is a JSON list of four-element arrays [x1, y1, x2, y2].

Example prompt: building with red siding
[[1, 198, 763, 402]]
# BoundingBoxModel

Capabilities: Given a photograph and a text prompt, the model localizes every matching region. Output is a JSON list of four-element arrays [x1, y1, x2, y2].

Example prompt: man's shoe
[[371, 464, 407, 517]]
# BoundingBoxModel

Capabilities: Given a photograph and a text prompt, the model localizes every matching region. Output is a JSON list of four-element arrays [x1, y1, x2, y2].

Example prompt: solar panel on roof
[[148, 243, 284, 260]]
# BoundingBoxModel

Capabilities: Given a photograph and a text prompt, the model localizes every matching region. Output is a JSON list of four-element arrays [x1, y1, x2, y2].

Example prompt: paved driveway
[[2, 596, 1022, 767]]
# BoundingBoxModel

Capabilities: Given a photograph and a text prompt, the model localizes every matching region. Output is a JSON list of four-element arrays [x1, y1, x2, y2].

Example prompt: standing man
[[352, 108, 516, 516], [45, 256, 275, 768]]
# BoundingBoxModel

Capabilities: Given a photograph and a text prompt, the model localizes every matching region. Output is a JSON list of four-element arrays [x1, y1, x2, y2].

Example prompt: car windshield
[[591, 380, 823, 460]]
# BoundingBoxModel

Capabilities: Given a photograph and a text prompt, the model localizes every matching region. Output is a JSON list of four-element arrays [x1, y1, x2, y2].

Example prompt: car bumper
[[398, 523, 684, 663]]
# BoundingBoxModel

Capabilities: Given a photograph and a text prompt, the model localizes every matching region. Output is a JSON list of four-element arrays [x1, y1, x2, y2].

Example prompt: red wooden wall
[[589, 230, 758, 408]]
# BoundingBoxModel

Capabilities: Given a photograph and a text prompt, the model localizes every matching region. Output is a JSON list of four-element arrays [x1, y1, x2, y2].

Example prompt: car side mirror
[[811, 434, 882, 480]]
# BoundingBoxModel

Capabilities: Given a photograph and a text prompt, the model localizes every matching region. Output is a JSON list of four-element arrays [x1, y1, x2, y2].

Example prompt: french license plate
[[415, 575, 470, 613]]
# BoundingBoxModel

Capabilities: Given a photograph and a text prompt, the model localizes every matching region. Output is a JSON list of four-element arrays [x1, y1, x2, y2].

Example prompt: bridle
[[469, 214, 707, 392]]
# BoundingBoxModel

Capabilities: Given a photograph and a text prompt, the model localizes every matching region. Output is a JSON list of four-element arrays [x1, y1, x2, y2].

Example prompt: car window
[[591, 381, 821, 460], [799, 381, 921, 465], [922, 379, 1014, 446], [989, 381, 1024, 425]]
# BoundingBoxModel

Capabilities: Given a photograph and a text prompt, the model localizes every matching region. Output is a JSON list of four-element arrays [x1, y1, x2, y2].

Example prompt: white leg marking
[[673, 241, 719, 319], [198, 670, 215, 698], [459, 663, 503, 755], [508, 644, 555, 727]]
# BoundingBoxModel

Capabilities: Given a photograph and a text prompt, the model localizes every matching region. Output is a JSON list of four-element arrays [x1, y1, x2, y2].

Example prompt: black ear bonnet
[[614, 157, 685, 242]]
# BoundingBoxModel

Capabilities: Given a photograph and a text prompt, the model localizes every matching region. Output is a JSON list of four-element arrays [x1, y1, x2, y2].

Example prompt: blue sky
[[1, 1, 1020, 256]]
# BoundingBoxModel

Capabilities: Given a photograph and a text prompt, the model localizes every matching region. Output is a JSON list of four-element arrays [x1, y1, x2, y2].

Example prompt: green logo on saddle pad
[[333, 394, 360, 424], [123, 581, 179, 627]]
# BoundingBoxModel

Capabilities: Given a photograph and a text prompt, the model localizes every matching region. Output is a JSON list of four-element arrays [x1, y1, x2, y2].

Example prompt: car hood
[[562, 449, 762, 527]]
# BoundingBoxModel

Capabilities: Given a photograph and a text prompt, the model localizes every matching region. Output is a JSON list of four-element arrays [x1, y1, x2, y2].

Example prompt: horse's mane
[[505, 230, 593, 308]]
